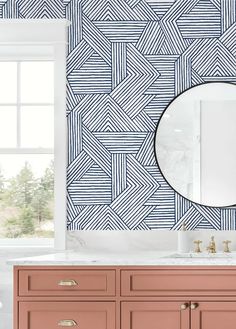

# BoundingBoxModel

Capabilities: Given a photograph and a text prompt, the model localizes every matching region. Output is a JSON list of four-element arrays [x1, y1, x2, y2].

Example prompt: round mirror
[[155, 82, 236, 208]]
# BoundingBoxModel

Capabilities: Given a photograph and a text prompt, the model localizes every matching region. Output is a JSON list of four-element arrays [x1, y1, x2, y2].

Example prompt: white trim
[[17, 61, 21, 147], [0, 238, 53, 247], [0, 45, 55, 61], [0, 20, 70, 44], [0, 148, 53, 154], [0, 103, 54, 106], [0, 42, 69, 45], [54, 43, 67, 251], [0, 20, 68, 250], [0, 19, 70, 25]]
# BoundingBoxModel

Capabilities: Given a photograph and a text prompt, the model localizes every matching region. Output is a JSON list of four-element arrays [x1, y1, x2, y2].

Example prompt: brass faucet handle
[[223, 240, 231, 253], [194, 240, 202, 253]]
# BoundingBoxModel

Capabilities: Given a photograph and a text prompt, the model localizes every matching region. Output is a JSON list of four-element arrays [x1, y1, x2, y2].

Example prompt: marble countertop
[[7, 251, 236, 266]]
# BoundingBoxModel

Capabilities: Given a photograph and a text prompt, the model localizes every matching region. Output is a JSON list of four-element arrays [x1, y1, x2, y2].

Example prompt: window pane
[[0, 106, 17, 147], [20, 62, 54, 103], [0, 154, 54, 238], [21, 106, 54, 148], [0, 62, 17, 103]]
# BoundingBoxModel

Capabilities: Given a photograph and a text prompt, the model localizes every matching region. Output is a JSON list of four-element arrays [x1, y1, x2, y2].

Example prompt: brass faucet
[[206, 236, 216, 253]]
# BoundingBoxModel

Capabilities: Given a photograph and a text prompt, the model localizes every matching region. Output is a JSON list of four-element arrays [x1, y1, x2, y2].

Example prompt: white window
[[0, 20, 69, 249]]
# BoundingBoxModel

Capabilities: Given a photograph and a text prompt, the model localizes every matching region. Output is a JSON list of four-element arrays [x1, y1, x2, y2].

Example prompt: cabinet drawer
[[19, 302, 115, 329], [121, 269, 236, 296], [18, 269, 116, 296]]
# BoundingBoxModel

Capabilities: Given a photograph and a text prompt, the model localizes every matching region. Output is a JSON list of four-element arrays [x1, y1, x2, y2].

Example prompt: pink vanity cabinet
[[14, 266, 236, 329]]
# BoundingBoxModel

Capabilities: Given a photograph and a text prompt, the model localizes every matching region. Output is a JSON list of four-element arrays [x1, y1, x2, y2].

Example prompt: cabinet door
[[19, 302, 115, 329], [121, 302, 190, 329], [191, 302, 236, 329]]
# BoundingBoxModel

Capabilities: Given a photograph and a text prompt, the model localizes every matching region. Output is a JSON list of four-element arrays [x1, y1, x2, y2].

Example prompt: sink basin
[[165, 252, 234, 259]]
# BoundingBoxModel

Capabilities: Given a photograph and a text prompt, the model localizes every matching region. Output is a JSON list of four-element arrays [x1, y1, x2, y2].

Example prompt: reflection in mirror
[[155, 82, 236, 207]]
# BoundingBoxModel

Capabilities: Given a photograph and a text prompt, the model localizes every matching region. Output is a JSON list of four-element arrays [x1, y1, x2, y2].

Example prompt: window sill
[[0, 238, 54, 247]]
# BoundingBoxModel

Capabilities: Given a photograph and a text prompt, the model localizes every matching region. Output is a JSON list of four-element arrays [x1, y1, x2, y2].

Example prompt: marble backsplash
[[67, 230, 236, 253]]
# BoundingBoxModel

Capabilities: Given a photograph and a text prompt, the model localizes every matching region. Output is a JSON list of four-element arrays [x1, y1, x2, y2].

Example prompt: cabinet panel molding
[[191, 301, 236, 329], [18, 269, 116, 296], [19, 301, 116, 329], [121, 301, 190, 329], [121, 269, 236, 296]]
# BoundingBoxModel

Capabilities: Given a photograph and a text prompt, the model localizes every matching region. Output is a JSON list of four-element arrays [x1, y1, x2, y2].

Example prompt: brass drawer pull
[[190, 303, 199, 310], [58, 320, 77, 327], [58, 280, 78, 286], [180, 303, 189, 310]]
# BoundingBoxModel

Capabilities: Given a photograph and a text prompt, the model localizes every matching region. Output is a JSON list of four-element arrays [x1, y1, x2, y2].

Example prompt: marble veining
[[7, 251, 236, 266]]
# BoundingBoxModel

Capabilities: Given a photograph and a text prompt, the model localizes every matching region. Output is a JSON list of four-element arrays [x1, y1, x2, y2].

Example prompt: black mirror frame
[[153, 81, 236, 209]]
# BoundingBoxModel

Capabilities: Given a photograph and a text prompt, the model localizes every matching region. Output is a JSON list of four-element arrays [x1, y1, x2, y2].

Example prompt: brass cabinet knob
[[58, 279, 78, 286], [58, 320, 77, 327], [180, 303, 189, 310], [190, 303, 198, 310]]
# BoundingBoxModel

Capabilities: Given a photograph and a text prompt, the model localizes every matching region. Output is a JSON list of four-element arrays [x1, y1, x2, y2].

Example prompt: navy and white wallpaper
[[2, 0, 236, 230]]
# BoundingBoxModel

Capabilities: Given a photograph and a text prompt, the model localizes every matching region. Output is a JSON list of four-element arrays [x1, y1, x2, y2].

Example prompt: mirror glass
[[155, 82, 236, 207]]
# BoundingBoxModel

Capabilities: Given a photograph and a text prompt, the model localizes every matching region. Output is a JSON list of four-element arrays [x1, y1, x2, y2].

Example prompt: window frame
[[0, 59, 55, 151], [0, 19, 69, 250]]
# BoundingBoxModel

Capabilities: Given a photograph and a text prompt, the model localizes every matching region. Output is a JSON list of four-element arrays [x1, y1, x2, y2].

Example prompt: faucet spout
[[206, 236, 216, 253]]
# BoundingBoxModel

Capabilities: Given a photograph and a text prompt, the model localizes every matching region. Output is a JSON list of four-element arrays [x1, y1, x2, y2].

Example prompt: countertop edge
[[7, 251, 236, 266]]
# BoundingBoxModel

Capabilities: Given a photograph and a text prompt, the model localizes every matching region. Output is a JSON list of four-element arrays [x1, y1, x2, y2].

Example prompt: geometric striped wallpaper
[[2, 0, 236, 230]]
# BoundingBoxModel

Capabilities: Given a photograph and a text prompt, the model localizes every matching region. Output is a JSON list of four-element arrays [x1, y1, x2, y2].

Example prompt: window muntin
[[0, 60, 54, 239]]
